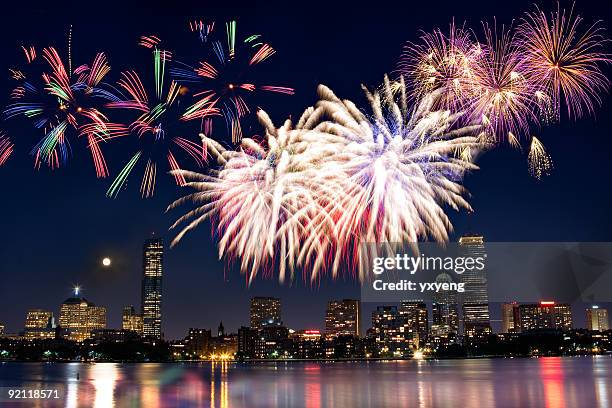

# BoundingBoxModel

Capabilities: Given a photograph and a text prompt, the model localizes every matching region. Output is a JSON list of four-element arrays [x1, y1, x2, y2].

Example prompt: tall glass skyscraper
[[142, 238, 163, 339], [459, 234, 491, 342]]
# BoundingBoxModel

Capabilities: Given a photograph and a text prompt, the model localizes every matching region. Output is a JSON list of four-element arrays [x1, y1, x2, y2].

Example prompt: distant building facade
[[399, 300, 428, 348], [518, 302, 573, 332], [586, 306, 609, 332], [24, 309, 56, 340], [122, 306, 144, 336], [325, 299, 361, 338], [250, 297, 281, 329], [371, 306, 409, 356], [59, 295, 106, 342], [501, 302, 520, 333], [185, 328, 212, 357]]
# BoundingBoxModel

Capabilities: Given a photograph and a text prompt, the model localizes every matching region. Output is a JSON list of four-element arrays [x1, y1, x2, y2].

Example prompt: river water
[[0, 356, 611, 407]]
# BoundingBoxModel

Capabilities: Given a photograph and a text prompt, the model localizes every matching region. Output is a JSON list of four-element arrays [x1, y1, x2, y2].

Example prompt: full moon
[[102, 257, 111, 267]]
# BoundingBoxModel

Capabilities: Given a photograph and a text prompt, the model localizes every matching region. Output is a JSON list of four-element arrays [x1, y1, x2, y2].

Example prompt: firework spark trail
[[106, 40, 207, 198], [0, 133, 14, 166], [172, 20, 294, 144], [169, 77, 485, 282], [528, 136, 553, 179], [4, 46, 127, 177], [517, 4, 611, 120]]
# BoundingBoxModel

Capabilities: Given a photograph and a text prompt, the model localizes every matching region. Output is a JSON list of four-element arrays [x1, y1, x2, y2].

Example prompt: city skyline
[[3, 277, 610, 341], [0, 1, 611, 340]]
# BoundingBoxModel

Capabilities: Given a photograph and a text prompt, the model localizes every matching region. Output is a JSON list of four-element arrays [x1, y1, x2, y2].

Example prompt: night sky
[[0, 0, 611, 339]]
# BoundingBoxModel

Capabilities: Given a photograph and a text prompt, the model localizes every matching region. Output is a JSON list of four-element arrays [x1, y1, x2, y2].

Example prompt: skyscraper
[[59, 289, 106, 342], [459, 234, 491, 342], [518, 301, 573, 331], [399, 300, 428, 348], [586, 306, 609, 332], [250, 297, 281, 329], [325, 299, 361, 337], [142, 238, 163, 339], [122, 305, 144, 336], [431, 273, 459, 336]]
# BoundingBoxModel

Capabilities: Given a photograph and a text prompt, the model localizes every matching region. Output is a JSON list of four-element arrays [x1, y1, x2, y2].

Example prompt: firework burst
[[106, 39, 206, 198], [518, 4, 611, 120], [168, 110, 340, 283], [471, 22, 540, 143], [4, 46, 126, 177], [302, 77, 485, 278], [399, 22, 483, 112], [169, 77, 485, 282], [172, 20, 294, 144]]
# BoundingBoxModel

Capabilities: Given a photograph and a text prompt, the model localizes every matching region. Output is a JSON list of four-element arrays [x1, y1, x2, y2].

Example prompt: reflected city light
[[91, 363, 119, 408], [540, 357, 566, 408]]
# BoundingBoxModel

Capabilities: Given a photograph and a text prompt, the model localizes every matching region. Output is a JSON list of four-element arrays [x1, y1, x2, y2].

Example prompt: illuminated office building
[[586, 306, 609, 332], [59, 289, 106, 342], [250, 297, 282, 329], [459, 234, 491, 342], [501, 302, 520, 333], [142, 238, 164, 339], [325, 299, 361, 337], [23, 309, 56, 340], [399, 300, 428, 348], [372, 306, 409, 356], [24, 309, 54, 329], [122, 305, 144, 336], [518, 301, 573, 332]]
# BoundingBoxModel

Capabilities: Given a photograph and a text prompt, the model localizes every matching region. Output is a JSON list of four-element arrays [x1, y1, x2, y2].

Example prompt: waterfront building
[[399, 300, 428, 348], [291, 330, 324, 359], [185, 328, 212, 358], [371, 306, 410, 356], [325, 299, 361, 338], [518, 301, 573, 332], [586, 306, 609, 332], [59, 289, 106, 342], [237, 326, 258, 358], [254, 325, 289, 359]]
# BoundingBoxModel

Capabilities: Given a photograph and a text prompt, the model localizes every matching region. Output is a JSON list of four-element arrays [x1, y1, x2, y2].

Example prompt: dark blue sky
[[0, 0, 611, 339]]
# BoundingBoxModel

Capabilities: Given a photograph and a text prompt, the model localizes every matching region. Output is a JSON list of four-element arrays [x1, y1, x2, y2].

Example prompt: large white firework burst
[[169, 77, 486, 282]]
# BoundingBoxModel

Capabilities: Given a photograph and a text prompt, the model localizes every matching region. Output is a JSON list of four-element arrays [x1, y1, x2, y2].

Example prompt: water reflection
[[540, 357, 566, 408], [0, 357, 611, 407], [91, 363, 119, 408]]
